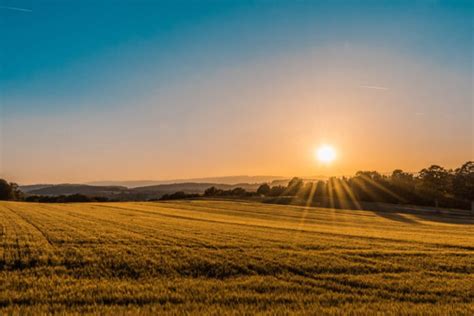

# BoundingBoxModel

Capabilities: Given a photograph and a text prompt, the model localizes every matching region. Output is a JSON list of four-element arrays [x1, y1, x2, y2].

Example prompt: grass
[[0, 200, 473, 314]]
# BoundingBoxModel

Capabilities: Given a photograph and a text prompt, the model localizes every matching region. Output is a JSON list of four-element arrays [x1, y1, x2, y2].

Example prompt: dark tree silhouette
[[256, 183, 270, 196], [0, 179, 13, 200], [231, 187, 246, 196], [204, 186, 219, 196], [268, 185, 286, 197], [286, 177, 304, 195], [452, 161, 474, 213], [259, 162, 472, 211], [417, 165, 451, 207], [0, 179, 22, 201]]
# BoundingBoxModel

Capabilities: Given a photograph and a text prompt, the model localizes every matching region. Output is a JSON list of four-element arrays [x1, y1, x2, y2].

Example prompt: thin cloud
[[0, 6, 33, 12], [359, 85, 389, 90]]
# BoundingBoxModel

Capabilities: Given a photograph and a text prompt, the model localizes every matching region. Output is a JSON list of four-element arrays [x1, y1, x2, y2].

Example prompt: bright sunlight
[[316, 145, 336, 163]]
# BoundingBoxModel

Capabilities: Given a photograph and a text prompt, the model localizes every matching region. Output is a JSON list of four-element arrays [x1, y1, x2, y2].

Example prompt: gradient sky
[[1, 0, 472, 184]]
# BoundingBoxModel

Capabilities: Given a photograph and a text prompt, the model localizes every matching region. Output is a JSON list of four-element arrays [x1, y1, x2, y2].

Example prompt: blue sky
[[1, 0, 472, 183]]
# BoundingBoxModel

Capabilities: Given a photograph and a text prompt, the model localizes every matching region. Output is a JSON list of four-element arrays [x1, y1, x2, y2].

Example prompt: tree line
[[201, 161, 474, 211], [24, 194, 110, 203], [158, 187, 253, 200]]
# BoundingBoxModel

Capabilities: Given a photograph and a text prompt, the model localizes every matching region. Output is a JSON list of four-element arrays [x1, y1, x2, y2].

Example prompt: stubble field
[[0, 200, 473, 314]]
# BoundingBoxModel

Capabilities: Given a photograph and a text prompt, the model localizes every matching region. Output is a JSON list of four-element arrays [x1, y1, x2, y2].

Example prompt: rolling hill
[[21, 182, 263, 200], [23, 184, 128, 196], [86, 175, 286, 188]]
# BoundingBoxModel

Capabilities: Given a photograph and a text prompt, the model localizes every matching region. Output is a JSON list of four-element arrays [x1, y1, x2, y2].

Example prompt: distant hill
[[131, 182, 261, 194], [20, 176, 337, 200], [86, 176, 285, 188], [20, 184, 55, 193], [21, 182, 262, 200], [25, 184, 128, 196]]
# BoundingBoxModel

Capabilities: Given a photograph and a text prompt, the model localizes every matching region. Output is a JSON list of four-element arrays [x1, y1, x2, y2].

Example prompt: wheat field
[[0, 200, 473, 314]]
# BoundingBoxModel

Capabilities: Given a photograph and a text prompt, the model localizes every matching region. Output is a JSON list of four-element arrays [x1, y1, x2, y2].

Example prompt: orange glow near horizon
[[1, 46, 471, 185]]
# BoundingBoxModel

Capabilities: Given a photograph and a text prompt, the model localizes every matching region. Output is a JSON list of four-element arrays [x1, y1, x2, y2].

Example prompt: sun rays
[[289, 172, 408, 237]]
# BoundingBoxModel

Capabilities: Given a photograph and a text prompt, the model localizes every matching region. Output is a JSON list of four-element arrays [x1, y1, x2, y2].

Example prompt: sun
[[316, 145, 336, 163]]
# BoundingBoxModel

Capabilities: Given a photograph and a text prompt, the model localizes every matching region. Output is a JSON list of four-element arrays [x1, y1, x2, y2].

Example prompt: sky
[[0, 0, 472, 184]]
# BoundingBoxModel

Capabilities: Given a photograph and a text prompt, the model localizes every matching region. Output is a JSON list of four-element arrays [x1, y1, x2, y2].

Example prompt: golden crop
[[0, 200, 473, 314]]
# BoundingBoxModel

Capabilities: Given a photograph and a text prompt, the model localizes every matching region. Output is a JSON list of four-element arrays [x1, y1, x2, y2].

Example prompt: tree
[[9, 183, 23, 201], [204, 186, 219, 196], [390, 169, 416, 203], [286, 177, 304, 196], [0, 179, 13, 200], [355, 171, 383, 182], [453, 161, 474, 214], [391, 169, 414, 183], [418, 165, 450, 189], [350, 172, 373, 201], [417, 165, 451, 207], [256, 183, 270, 196], [314, 180, 326, 198], [160, 191, 187, 200], [268, 185, 286, 197], [63, 194, 92, 203], [231, 187, 246, 196], [299, 182, 315, 200]]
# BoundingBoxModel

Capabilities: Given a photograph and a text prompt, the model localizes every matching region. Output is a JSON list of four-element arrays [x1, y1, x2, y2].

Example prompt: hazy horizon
[[15, 165, 468, 187], [1, 0, 472, 184], [19, 175, 288, 186]]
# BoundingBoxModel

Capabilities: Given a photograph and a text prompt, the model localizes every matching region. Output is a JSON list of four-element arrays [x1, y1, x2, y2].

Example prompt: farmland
[[0, 200, 473, 314]]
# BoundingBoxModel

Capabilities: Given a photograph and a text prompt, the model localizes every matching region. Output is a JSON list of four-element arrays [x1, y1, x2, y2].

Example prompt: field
[[1, 200, 473, 315]]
